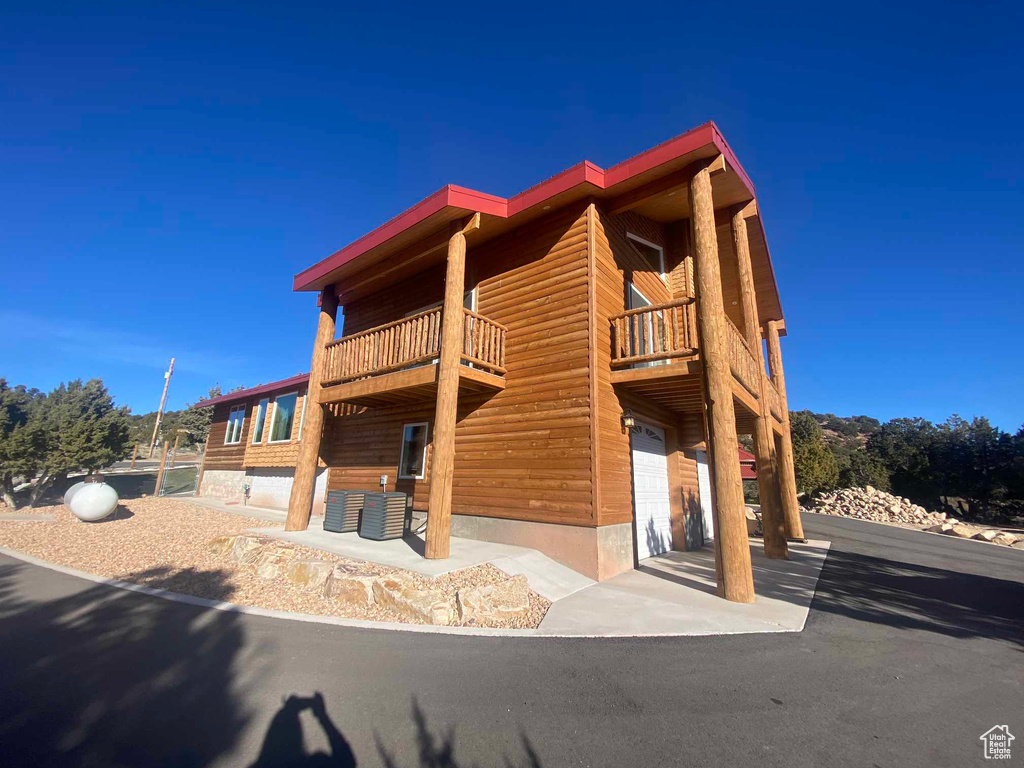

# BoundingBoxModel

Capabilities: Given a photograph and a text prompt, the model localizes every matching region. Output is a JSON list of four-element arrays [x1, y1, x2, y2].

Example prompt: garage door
[[696, 450, 715, 546], [632, 422, 673, 560]]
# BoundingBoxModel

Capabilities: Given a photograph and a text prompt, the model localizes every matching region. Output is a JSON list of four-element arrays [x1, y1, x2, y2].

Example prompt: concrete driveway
[[0, 514, 1020, 767]]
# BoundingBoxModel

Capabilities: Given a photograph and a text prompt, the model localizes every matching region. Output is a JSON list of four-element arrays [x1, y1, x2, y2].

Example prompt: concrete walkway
[[187, 495, 828, 634], [538, 539, 830, 636], [252, 516, 596, 602], [187, 496, 289, 524]]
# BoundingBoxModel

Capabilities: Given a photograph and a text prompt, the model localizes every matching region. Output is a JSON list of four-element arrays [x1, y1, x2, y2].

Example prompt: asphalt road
[[1, 514, 1021, 767]]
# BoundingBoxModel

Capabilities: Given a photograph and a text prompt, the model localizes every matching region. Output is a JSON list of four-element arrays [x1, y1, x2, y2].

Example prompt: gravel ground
[[0, 498, 549, 629]]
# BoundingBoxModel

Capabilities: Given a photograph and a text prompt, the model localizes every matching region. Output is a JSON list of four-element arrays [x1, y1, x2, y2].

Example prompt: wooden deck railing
[[610, 297, 697, 368], [462, 309, 507, 375], [726, 318, 762, 397], [322, 306, 506, 386], [764, 376, 784, 421]]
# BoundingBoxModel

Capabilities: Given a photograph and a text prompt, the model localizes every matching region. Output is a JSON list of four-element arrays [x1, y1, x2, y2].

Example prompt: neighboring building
[[201, 122, 806, 602], [738, 447, 757, 480], [195, 374, 328, 511]]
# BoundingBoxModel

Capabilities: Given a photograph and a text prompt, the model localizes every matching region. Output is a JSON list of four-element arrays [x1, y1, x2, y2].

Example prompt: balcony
[[608, 297, 781, 427], [318, 307, 506, 408]]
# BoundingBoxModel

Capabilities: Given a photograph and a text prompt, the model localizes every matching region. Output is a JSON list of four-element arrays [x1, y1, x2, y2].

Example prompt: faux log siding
[[204, 400, 251, 471], [591, 205, 688, 526], [451, 206, 594, 524], [326, 402, 435, 508], [341, 264, 445, 336], [325, 206, 596, 526], [242, 386, 311, 468], [675, 410, 705, 549]]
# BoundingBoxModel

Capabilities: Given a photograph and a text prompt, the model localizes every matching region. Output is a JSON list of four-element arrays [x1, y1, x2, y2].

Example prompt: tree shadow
[[0, 559, 256, 766], [636, 534, 1024, 649], [807, 547, 1024, 649], [375, 698, 543, 768]]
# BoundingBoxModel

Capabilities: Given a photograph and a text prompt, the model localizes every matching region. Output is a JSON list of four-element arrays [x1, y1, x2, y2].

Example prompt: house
[[199, 122, 806, 603], [194, 374, 328, 511]]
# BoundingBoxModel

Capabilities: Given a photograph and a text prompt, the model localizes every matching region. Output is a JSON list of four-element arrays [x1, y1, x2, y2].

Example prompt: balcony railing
[[322, 307, 506, 387], [610, 297, 697, 368], [726, 318, 762, 397], [764, 376, 784, 421]]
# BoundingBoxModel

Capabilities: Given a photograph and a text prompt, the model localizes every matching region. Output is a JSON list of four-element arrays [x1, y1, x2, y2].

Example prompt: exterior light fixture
[[621, 409, 635, 432]]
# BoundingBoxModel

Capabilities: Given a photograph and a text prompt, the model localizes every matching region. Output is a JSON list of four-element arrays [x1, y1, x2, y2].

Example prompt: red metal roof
[[293, 121, 760, 293], [194, 373, 309, 408]]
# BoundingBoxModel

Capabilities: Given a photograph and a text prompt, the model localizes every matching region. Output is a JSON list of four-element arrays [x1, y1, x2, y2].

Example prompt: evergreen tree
[[27, 379, 133, 506], [790, 410, 838, 496]]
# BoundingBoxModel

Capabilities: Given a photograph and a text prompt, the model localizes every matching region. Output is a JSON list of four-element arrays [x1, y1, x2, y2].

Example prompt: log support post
[[766, 320, 806, 541], [425, 215, 478, 559], [731, 203, 787, 559], [689, 158, 755, 603], [285, 287, 339, 531]]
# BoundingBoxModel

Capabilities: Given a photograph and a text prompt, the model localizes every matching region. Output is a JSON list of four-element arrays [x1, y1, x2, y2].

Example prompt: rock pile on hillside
[[805, 486, 1023, 549], [807, 486, 946, 527]]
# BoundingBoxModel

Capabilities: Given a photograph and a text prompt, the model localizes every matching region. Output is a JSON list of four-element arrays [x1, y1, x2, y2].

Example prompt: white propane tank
[[63, 481, 87, 507], [69, 483, 119, 522]]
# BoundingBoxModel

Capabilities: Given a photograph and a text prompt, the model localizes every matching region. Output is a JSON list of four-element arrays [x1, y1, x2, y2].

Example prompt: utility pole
[[148, 358, 175, 459]]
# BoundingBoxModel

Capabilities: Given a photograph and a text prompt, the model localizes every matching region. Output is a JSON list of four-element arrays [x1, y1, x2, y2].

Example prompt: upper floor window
[[252, 398, 270, 444], [268, 392, 299, 443], [224, 406, 245, 445], [626, 233, 665, 279]]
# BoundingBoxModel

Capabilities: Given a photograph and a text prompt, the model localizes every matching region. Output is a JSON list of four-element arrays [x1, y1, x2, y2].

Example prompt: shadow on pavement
[[0, 560, 254, 767], [808, 548, 1024, 648]]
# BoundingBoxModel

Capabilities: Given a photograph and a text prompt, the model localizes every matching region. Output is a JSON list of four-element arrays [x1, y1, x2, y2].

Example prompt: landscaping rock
[[972, 530, 999, 542], [949, 525, 975, 539], [456, 575, 531, 625], [207, 535, 237, 556], [373, 576, 453, 625], [327, 568, 377, 606], [925, 523, 954, 534], [992, 532, 1019, 547], [231, 535, 265, 564], [254, 545, 297, 579], [286, 559, 334, 591], [745, 507, 761, 537]]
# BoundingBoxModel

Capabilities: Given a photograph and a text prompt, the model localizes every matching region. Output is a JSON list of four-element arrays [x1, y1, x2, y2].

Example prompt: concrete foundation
[[198, 470, 246, 504], [198, 467, 326, 512], [449, 514, 635, 581]]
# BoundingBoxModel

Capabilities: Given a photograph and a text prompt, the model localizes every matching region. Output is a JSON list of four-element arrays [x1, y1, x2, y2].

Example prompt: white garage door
[[632, 422, 673, 560], [696, 450, 715, 546]]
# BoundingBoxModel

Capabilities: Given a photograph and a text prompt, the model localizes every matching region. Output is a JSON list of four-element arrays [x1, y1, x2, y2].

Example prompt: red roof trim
[[194, 373, 310, 409], [293, 121, 759, 292]]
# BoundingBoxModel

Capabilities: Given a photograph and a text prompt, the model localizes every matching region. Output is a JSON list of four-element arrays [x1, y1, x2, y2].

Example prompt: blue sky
[[1, 2, 1021, 430]]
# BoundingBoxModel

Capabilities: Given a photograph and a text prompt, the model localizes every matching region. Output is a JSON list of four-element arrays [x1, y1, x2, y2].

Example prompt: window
[[224, 406, 245, 445], [268, 392, 299, 443], [251, 398, 269, 444], [399, 422, 428, 480], [626, 233, 665, 278]]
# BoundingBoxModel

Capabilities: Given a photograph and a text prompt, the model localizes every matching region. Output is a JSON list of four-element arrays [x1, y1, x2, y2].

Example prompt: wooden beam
[[425, 219, 469, 559], [732, 207, 787, 559], [606, 153, 726, 216], [767, 319, 806, 541], [335, 229, 450, 300], [286, 287, 339, 531], [689, 158, 755, 603]]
